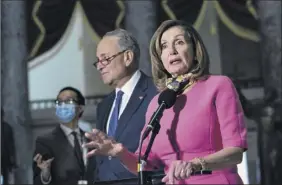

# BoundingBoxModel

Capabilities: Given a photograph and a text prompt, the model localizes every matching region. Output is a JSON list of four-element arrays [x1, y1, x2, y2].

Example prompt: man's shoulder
[[98, 91, 115, 106], [142, 74, 154, 84], [139, 71, 153, 81], [35, 126, 59, 143], [139, 72, 157, 92]]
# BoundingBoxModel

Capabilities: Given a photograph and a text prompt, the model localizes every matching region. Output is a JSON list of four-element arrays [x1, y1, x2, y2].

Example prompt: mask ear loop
[[79, 105, 85, 111], [77, 105, 85, 118]]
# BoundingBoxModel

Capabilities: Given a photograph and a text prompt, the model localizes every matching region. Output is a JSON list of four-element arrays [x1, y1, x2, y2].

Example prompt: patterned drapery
[[26, 0, 261, 88], [157, 0, 261, 88], [26, 0, 125, 60]]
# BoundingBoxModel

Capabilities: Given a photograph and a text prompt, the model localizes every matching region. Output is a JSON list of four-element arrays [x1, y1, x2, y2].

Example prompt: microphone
[[141, 89, 177, 140]]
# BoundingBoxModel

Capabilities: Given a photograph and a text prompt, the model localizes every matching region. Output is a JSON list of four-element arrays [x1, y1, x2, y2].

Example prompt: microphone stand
[[138, 119, 161, 185]]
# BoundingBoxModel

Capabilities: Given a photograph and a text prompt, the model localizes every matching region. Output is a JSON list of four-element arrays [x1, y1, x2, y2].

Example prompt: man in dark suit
[[93, 29, 157, 181], [1, 108, 16, 185], [33, 87, 95, 184]]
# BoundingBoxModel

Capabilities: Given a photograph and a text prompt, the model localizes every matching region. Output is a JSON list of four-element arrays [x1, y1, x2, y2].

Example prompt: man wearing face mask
[[32, 86, 95, 184]]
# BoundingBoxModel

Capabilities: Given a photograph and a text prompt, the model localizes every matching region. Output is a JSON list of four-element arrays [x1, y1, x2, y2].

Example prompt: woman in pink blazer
[[85, 20, 247, 184]]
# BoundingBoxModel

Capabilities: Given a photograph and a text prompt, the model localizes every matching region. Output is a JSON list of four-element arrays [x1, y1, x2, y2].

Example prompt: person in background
[[1, 108, 16, 185], [84, 20, 248, 184], [92, 28, 158, 181], [32, 87, 95, 184]]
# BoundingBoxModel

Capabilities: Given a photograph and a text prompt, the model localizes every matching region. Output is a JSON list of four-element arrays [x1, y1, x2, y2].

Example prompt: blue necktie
[[108, 90, 124, 137]]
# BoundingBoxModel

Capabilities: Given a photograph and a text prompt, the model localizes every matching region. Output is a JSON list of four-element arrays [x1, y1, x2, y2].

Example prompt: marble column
[[1, 1, 33, 184], [258, 1, 282, 101], [124, 0, 157, 76], [257, 1, 281, 185]]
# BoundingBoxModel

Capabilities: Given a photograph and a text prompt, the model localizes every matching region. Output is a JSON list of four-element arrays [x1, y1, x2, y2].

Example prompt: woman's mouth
[[169, 59, 182, 64]]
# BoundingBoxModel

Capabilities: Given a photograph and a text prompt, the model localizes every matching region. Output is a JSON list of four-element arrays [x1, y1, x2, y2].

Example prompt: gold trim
[[246, 0, 258, 20], [161, 0, 206, 30], [78, 1, 101, 43], [161, 0, 177, 20], [29, 0, 125, 56], [115, 0, 125, 28], [28, 2, 79, 69], [210, 22, 217, 35], [79, 0, 125, 43], [214, 1, 260, 42], [193, 1, 208, 30], [29, 0, 46, 58]]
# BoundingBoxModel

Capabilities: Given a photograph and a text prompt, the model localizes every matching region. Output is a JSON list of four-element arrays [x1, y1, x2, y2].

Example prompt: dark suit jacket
[[95, 71, 158, 181], [1, 121, 16, 184], [33, 125, 95, 185]]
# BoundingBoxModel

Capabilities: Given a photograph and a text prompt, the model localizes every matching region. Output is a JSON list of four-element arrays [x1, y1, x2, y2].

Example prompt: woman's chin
[[170, 70, 188, 77], [168, 66, 189, 76]]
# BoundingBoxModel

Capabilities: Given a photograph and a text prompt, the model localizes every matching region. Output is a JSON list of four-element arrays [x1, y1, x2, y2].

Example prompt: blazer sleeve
[[215, 76, 248, 150], [33, 136, 54, 185]]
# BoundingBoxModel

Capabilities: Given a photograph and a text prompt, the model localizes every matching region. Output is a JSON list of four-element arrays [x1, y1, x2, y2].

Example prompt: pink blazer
[[137, 75, 248, 184]]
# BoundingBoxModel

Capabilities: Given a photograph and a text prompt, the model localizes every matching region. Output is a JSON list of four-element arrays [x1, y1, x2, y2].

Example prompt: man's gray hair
[[104, 29, 140, 65]]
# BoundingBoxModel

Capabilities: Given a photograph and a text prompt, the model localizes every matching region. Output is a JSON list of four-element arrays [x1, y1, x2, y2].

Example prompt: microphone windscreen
[[158, 89, 177, 108]]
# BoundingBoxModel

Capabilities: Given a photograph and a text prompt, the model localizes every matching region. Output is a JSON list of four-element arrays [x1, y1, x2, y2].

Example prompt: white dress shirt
[[60, 124, 87, 165], [60, 124, 83, 147], [106, 70, 141, 133]]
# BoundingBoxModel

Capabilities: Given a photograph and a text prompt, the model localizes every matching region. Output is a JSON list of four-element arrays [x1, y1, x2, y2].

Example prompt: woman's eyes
[[175, 40, 185, 45], [161, 40, 185, 49], [161, 44, 167, 49]]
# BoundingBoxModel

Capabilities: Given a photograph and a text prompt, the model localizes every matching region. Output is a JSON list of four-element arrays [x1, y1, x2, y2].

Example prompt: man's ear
[[79, 105, 84, 111], [77, 105, 84, 116], [124, 50, 134, 67]]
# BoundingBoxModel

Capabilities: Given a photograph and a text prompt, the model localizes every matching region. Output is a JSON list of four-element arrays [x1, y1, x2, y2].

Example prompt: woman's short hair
[[149, 20, 210, 91]]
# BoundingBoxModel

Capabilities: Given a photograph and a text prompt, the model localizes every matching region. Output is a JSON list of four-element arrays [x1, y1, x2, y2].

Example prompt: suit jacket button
[[108, 156, 112, 160]]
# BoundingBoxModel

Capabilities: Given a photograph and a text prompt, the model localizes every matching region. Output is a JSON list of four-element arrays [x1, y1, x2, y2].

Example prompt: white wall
[[79, 3, 112, 97], [28, 3, 111, 101]]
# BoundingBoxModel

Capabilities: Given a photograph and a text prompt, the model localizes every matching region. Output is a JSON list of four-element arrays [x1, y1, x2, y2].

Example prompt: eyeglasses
[[55, 99, 78, 106], [93, 50, 126, 68]]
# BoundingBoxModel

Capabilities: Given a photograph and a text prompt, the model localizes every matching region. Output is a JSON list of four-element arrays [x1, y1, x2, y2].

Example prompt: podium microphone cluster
[[142, 89, 177, 140]]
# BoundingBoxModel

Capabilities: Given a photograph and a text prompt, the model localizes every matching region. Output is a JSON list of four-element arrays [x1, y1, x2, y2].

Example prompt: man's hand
[[83, 129, 122, 157], [33, 154, 54, 181], [33, 154, 54, 170]]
